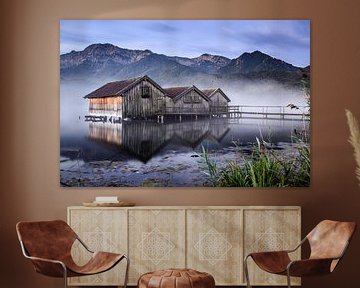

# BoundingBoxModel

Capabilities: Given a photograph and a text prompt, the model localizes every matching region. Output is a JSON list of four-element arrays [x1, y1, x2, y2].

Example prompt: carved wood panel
[[68, 208, 127, 286], [187, 209, 243, 285], [68, 206, 300, 286], [128, 209, 186, 284], [243, 209, 301, 286]]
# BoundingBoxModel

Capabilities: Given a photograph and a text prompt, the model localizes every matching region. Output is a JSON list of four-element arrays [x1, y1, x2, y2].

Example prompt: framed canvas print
[[60, 20, 310, 187]]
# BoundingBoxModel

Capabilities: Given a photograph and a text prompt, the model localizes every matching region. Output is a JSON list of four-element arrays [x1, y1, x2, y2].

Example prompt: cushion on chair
[[138, 269, 215, 288]]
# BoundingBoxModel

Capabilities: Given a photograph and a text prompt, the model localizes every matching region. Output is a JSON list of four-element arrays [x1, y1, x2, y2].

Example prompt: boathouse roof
[[84, 75, 165, 98], [163, 86, 210, 102], [201, 88, 231, 102], [164, 87, 191, 99]]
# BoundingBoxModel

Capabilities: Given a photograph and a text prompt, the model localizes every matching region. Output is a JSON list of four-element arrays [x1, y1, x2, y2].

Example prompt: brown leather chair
[[16, 220, 129, 288], [244, 220, 356, 288]]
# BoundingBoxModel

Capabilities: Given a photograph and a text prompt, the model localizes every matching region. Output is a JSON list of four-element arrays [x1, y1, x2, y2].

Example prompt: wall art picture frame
[[60, 20, 310, 187]]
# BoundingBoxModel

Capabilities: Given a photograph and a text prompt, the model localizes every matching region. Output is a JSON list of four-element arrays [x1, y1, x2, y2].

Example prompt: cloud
[[148, 22, 179, 33], [239, 21, 310, 49], [60, 20, 310, 66]]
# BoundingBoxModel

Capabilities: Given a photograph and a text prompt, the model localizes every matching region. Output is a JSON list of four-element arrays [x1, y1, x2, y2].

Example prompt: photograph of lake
[[60, 20, 310, 187]]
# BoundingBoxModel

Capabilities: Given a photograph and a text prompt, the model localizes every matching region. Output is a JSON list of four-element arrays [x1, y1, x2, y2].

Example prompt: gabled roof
[[164, 87, 191, 99], [164, 85, 210, 102], [84, 75, 165, 98], [201, 88, 231, 102]]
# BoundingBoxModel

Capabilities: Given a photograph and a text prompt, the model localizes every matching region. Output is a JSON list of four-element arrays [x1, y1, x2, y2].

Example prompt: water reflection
[[60, 117, 308, 166], [87, 119, 231, 162], [89, 122, 123, 146]]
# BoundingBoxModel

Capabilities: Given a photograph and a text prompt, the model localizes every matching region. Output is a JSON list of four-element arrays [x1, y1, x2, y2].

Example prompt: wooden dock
[[85, 115, 122, 123], [85, 105, 309, 123], [225, 105, 309, 120], [158, 105, 309, 121]]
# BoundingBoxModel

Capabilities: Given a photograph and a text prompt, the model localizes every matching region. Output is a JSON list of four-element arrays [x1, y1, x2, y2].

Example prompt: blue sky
[[60, 20, 310, 67]]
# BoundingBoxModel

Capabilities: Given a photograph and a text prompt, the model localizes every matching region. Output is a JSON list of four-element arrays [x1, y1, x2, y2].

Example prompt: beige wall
[[1, 0, 360, 287]]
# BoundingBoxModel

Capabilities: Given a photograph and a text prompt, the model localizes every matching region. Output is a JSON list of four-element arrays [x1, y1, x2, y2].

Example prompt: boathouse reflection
[[87, 119, 230, 162]]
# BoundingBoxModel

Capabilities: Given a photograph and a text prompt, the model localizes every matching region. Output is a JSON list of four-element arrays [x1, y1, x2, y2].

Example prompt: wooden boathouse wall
[[123, 79, 166, 119], [89, 96, 122, 116], [210, 91, 228, 107], [166, 89, 210, 114], [85, 76, 232, 119]]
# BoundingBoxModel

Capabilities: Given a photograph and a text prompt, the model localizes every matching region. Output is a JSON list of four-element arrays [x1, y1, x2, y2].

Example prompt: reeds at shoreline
[[202, 135, 310, 187], [346, 109, 360, 186]]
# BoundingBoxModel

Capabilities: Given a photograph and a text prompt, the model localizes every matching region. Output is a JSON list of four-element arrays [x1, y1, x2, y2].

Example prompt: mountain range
[[60, 43, 309, 88]]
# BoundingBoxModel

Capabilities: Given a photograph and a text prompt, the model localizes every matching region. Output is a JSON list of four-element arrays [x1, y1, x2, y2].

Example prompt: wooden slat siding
[[171, 89, 210, 113], [210, 91, 228, 113], [122, 122, 172, 161], [89, 96, 122, 115], [165, 95, 175, 112], [123, 79, 165, 119]]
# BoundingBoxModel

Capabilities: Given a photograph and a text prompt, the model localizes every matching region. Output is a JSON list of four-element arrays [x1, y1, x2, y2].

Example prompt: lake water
[[60, 116, 309, 187]]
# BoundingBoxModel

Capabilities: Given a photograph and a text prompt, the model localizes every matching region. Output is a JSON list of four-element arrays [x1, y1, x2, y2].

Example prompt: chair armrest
[[76, 236, 94, 253], [25, 255, 67, 278], [287, 258, 336, 277], [247, 250, 290, 258], [245, 236, 306, 259], [25, 255, 65, 265], [285, 237, 307, 253], [19, 240, 67, 277]]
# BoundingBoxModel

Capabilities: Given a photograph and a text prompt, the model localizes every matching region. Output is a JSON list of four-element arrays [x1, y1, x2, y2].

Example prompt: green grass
[[202, 136, 310, 187]]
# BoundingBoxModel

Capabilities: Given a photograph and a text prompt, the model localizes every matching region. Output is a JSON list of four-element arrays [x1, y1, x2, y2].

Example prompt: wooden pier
[[85, 105, 309, 123], [225, 105, 309, 120], [85, 115, 122, 123], [157, 105, 309, 121]]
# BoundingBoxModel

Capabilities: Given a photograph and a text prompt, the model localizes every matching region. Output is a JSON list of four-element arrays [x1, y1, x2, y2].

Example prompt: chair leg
[[62, 264, 68, 288], [286, 269, 291, 288], [123, 255, 130, 288], [244, 255, 252, 288]]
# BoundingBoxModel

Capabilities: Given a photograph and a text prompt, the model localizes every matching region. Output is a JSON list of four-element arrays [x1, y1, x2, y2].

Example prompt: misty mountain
[[219, 50, 299, 74], [112, 54, 209, 86], [61, 43, 152, 69], [60, 43, 309, 87], [303, 65, 310, 73], [60, 43, 152, 80], [169, 53, 231, 73]]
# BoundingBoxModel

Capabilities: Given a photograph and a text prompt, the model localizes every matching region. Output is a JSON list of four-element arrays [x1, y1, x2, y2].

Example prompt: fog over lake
[[60, 20, 310, 187], [61, 80, 307, 125], [60, 81, 309, 187]]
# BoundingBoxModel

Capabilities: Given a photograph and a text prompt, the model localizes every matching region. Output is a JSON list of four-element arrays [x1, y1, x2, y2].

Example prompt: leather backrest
[[16, 220, 77, 261], [307, 220, 356, 260]]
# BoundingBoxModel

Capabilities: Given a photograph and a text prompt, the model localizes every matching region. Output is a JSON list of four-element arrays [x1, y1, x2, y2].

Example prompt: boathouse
[[84, 75, 166, 119], [202, 88, 231, 113], [163, 86, 211, 115]]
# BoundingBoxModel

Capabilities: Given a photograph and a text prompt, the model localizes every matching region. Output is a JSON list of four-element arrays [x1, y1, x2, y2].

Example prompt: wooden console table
[[67, 206, 301, 286]]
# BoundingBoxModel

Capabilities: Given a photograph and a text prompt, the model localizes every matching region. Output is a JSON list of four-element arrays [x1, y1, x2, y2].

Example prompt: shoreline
[[60, 142, 306, 187]]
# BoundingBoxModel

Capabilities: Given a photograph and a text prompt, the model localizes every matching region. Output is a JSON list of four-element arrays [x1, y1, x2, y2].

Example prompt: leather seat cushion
[[138, 268, 215, 288]]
